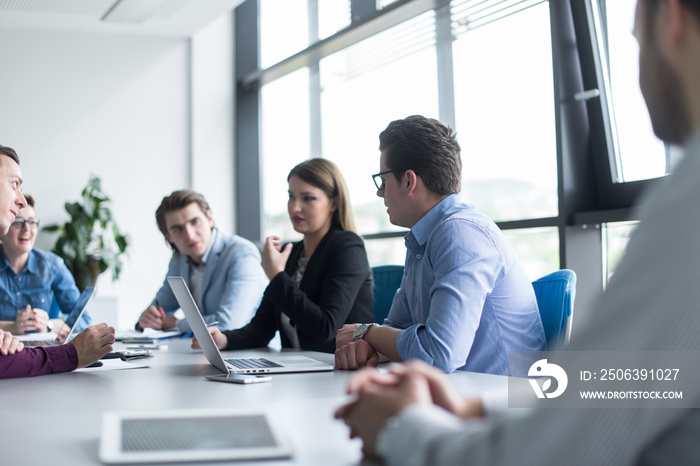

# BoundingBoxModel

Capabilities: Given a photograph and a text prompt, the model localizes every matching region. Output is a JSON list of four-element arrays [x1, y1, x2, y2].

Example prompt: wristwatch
[[352, 323, 376, 342], [46, 320, 54, 332]]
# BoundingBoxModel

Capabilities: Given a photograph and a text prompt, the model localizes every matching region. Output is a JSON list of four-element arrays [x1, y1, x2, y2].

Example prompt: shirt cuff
[[51, 344, 79, 372], [377, 404, 462, 466]]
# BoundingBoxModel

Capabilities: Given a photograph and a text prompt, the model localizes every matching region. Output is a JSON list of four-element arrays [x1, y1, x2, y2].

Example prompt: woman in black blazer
[[194, 158, 374, 353]]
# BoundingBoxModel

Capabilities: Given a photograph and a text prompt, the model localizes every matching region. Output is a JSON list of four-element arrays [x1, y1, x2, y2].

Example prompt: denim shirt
[[384, 194, 546, 374], [0, 248, 92, 332]]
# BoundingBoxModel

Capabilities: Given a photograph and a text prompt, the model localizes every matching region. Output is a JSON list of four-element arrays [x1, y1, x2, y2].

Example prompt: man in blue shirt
[[136, 190, 268, 334], [335, 116, 546, 374]]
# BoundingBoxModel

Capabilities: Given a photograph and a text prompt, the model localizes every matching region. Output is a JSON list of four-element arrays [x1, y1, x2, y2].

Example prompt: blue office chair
[[371, 265, 404, 324], [532, 269, 577, 349]]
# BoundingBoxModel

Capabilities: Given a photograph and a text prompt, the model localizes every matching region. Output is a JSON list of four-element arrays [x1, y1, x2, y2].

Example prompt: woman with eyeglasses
[[0, 195, 91, 335], [193, 158, 375, 354]]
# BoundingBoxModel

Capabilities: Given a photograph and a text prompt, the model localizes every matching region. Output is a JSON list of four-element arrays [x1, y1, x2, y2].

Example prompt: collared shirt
[[0, 248, 92, 331], [188, 229, 217, 313], [374, 131, 700, 466], [384, 194, 545, 374]]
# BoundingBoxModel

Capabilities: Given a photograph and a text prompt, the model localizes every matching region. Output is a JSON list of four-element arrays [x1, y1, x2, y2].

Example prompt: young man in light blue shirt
[[136, 190, 268, 334], [335, 115, 546, 374]]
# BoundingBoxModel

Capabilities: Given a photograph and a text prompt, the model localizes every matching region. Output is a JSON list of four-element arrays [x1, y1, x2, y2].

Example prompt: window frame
[[235, 0, 664, 318]]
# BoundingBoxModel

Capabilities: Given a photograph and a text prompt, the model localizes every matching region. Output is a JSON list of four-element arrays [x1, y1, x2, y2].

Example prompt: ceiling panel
[[0, 0, 244, 37]]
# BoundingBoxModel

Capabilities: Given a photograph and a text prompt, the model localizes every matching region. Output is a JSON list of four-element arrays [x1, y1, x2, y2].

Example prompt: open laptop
[[100, 407, 293, 464], [20, 286, 95, 347], [167, 276, 334, 374]]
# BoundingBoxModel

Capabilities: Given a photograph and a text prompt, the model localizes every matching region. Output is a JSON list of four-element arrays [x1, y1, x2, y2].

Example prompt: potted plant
[[43, 175, 129, 291]]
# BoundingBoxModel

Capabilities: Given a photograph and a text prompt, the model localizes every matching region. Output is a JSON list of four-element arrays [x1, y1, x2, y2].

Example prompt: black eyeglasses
[[372, 169, 404, 191], [11, 217, 40, 230]]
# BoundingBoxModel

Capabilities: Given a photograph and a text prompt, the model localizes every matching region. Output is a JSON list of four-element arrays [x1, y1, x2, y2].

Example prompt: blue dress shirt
[[0, 247, 92, 332], [384, 194, 546, 374]]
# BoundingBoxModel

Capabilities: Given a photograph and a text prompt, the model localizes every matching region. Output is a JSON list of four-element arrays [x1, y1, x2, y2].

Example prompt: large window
[[238, 0, 669, 313], [259, 0, 309, 69], [321, 11, 439, 236], [255, 0, 559, 276], [260, 68, 310, 241], [453, 1, 557, 222]]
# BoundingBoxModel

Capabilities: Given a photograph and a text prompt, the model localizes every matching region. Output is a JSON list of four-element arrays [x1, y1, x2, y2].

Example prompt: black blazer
[[222, 228, 374, 353]]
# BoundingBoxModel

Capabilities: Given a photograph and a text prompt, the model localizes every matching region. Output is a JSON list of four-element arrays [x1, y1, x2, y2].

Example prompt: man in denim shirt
[[336, 116, 546, 374], [0, 194, 92, 335]]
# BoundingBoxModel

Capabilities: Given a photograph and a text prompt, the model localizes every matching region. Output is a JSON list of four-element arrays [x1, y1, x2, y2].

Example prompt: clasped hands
[[335, 324, 380, 370], [14, 305, 50, 334], [334, 360, 485, 457]]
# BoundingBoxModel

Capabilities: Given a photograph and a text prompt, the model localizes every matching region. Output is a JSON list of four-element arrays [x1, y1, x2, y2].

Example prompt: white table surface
[[1, 339, 507, 465]]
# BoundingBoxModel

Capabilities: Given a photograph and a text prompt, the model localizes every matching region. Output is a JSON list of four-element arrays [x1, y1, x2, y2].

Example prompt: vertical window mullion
[[309, 0, 322, 158], [436, 2, 456, 128]]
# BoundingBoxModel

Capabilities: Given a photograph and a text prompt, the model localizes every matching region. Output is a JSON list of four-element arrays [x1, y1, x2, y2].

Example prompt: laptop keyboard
[[224, 358, 283, 370], [23, 340, 57, 347]]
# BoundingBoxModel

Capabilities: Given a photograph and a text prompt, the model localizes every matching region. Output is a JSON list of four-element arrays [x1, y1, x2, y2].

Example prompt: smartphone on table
[[205, 373, 272, 384]]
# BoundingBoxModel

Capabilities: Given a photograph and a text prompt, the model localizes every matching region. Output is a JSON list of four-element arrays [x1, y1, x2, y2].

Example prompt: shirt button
[[416, 254, 422, 259], [16, 292, 21, 296]]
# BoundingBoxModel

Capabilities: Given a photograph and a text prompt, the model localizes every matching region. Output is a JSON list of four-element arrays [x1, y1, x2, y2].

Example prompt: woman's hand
[[192, 326, 229, 350], [261, 236, 292, 280]]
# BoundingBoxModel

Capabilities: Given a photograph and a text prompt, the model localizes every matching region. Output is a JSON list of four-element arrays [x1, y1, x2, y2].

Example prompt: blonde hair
[[288, 158, 356, 233]]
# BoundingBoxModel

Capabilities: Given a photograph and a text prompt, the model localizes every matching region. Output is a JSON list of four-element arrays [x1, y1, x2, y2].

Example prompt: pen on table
[[179, 321, 219, 339], [154, 298, 162, 321]]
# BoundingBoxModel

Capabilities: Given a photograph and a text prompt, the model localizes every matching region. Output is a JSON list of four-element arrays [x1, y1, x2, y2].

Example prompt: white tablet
[[99, 408, 294, 464]]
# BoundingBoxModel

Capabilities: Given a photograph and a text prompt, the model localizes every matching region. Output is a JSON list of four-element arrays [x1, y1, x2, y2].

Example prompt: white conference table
[[2, 339, 507, 465]]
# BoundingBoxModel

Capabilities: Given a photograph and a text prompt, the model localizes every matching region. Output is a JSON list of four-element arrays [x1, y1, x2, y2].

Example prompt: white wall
[[0, 16, 237, 329], [191, 12, 235, 233]]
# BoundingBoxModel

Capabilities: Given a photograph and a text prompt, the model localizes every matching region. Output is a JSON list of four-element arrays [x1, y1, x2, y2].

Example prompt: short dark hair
[[379, 115, 462, 196], [155, 190, 211, 253], [0, 144, 20, 166]]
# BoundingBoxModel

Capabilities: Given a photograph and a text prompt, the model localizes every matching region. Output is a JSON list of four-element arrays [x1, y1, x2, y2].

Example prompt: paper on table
[[116, 328, 182, 340], [74, 358, 151, 372]]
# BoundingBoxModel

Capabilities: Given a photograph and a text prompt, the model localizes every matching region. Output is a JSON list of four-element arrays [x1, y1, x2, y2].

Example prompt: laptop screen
[[57, 286, 95, 344]]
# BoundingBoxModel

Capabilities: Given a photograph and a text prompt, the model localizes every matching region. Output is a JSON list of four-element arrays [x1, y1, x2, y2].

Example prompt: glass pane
[[603, 0, 667, 182], [364, 237, 407, 267], [320, 12, 439, 236], [501, 227, 560, 282], [453, 3, 557, 222], [319, 0, 351, 40], [603, 220, 637, 284], [261, 68, 310, 242], [260, 0, 309, 69]]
